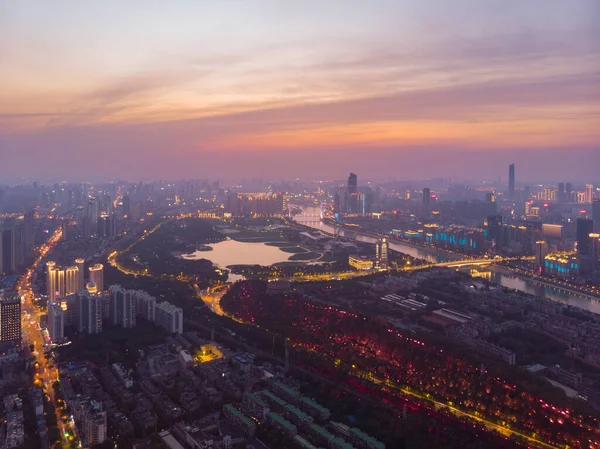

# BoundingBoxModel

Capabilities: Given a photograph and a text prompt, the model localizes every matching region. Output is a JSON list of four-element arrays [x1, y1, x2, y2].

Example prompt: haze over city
[[2, 3, 600, 449], [1, 0, 599, 181]]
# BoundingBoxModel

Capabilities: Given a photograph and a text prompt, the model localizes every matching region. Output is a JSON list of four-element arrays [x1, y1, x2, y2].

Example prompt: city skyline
[[1, 0, 599, 180]]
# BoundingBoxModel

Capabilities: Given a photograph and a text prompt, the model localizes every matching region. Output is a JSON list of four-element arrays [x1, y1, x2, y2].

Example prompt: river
[[294, 206, 600, 314]]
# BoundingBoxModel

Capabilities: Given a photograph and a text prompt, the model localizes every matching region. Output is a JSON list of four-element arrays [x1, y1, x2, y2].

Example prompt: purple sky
[[1, 0, 599, 182]]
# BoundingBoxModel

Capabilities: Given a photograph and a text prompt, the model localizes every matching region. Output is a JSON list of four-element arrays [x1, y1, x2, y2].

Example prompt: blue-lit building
[[544, 253, 579, 278]]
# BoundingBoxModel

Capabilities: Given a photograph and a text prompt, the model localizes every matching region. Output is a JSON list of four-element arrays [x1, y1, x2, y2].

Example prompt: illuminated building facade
[[65, 265, 79, 296], [224, 192, 285, 216], [0, 292, 21, 344], [349, 256, 374, 270], [375, 238, 389, 269], [75, 258, 85, 291], [535, 241, 548, 273], [89, 263, 104, 292], [544, 253, 579, 278], [586, 184, 594, 203]]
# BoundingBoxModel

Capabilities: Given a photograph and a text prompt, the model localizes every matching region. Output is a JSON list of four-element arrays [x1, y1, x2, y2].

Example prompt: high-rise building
[[135, 291, 156, 322], [558, 183, 565, 202], [65, 266, 79, 296], [577, 218, 594, 256], [535, 241, 548, 273], [46, 261, 57, 301], [565, 183, 573, 202], [422, 188, 431, 205], [75, 258, 85, 291], [78, 291, 102, 334], [155, 301, 183, 334], [592, 200, 600, 233], [508, 164, 515, 200], [0, 292, 21, 344], [485, 214, 503, 249], [47, 304, 65, 341], [89, 264, 104, 292], [586, 184, 594, 203], [109, 285, 136, 328], [47, 262, 67, 303], [375, 238, 389, 269], [347, 173, 357, 194]]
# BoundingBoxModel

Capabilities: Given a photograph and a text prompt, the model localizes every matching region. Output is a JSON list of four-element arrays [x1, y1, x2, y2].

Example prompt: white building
[[134, 290, 156, 321], [109, 285, 136, 328], [155, 301, 183, 334], [47, 304, 65, 341]]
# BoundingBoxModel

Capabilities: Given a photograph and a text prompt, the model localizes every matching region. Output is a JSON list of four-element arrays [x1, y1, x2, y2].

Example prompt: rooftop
[[268, 412, 297, 432], [224, 404, 255, 428]]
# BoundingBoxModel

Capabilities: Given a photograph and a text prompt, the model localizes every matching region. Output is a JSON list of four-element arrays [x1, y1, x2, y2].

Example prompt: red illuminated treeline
[[221, 281, 600, 449]]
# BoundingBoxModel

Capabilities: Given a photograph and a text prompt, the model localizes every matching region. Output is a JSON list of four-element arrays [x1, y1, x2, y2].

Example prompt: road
[[18, 228, 79, 449]]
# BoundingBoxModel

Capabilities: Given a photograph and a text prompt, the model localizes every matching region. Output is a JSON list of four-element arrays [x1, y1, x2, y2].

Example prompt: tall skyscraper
[[89, 263, 104, 292], [48, 304, 65, 341], [577, 218, 594, 256], [486, 214, 503, 249], [508, 164, 515, 200], [110, 285, 136, 328], [593, 200, 600, 233], [558, 183, 565, 202], [65, 266, 79, 296], [586, 184, 594, 203], [535, 240, 548, 273], [347, 173, 357, 194], [422, 188, 431, 205], [79, 291, 102, 334], [565, 183, 573, 202], [375, 238, 389, 269], [75, 258, 85, 291], [46, 261, 66, 302], [47, 261, 57, 301], [0, 292, 21, 344]]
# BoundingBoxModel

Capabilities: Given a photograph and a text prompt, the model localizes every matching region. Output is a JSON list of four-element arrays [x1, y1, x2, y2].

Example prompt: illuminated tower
[[586, 184, 594, 203], [47, 261, 57, 301], [375, 237, 389, 269], [65, 265, 79, 296], [55, 267, 66, 301], [0, 292, 21, 344], [89, 263, 104, 292], [535, 241, 548, 273], [508, 163, 515, 200], [75, 258, 85, 291], [422, 188, 431, 205]]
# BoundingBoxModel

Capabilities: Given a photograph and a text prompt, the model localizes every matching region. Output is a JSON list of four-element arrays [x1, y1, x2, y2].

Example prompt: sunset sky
[[1, 0, 599, 181]]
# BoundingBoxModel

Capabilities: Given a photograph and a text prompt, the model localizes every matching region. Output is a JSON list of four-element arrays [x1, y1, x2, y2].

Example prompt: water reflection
[[294, 206, 600, 314], [181, 239, 292, 267]]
